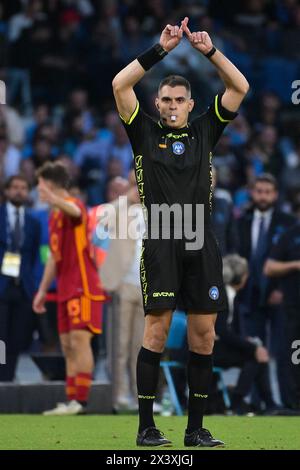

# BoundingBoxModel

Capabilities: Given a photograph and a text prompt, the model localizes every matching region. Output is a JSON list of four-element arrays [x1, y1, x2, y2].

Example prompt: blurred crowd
[[0, 0, 300, 413], [0, 0, 299, 210]]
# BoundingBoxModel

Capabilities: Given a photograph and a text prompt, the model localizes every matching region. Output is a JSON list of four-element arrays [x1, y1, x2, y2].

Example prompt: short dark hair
[[254, 173, 278, 190], [36, 162, 71, 189], [5, 175, 29, 190], [158, 75, 191, 96]]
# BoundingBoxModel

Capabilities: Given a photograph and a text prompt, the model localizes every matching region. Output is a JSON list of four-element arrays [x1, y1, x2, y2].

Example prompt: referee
[[112, 17, 249, 447]]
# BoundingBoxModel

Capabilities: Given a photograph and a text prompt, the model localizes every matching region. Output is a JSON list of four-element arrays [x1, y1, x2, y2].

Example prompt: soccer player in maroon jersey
[[33, 162, 105, 415]]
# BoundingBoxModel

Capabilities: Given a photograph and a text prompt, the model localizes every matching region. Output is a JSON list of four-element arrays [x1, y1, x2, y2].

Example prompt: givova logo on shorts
[[153, 292, 175, 297]]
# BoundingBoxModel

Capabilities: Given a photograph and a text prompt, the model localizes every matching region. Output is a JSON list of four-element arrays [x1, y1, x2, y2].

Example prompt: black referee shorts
[[140, 229, 227, 315]]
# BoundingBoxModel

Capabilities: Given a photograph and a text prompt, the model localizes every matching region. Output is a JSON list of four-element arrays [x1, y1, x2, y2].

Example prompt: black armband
[[205, 46, 217, 59], [137, 43, 168, 71]]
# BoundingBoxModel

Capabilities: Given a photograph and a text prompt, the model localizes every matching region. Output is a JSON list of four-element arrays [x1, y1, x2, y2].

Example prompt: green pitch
[[1, 415, 300, 450]]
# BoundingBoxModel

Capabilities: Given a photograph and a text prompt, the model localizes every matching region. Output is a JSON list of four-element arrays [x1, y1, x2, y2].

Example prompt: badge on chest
[[172, 141, 185, 155], [1, 251, 21, 277]]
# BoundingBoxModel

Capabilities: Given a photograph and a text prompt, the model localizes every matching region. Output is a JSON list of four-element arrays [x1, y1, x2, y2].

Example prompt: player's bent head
[[36, 161, 71, 190]]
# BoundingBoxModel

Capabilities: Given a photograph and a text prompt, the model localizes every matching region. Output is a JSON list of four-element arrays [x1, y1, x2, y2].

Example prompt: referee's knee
[[190, 329, 215, 355], [143, 327, 168, 353]]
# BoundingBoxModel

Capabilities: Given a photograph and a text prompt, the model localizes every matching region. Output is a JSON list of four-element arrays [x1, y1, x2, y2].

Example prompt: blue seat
[[212, 367, 231, 410], [161, 311, 231, 416]]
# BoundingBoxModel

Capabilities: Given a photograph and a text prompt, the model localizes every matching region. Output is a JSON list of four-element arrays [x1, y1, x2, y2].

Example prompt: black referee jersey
[[120, 93, 237, 228], [120, 93, 237, 313]]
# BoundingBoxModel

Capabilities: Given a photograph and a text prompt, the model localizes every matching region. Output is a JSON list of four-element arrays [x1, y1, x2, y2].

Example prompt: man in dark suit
[[211, 166, 238, 256], [237, 173, 296, 408], [211, 196, 238, 256], [0, 175, 41, 381]]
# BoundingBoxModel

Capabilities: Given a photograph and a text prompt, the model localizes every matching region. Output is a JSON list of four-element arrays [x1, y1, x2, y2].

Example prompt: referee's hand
[[159, 17, 187, 52], [181, 18, 213, 55]]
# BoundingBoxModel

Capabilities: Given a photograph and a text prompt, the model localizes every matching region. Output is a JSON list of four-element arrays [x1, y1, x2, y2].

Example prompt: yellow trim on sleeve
[[119, 101, 140, 125], [214, 95, 231, 123]]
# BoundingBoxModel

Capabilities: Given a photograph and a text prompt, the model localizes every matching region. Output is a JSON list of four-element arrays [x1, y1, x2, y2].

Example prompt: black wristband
[[205, 46, 216, 59], [137, 43, 168, 71]]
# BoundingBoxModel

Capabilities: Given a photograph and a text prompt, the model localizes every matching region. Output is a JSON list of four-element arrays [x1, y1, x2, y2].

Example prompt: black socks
[[137, 347, 162, 433], [187, 351, 213, 432], [137, 347, 213, 434]]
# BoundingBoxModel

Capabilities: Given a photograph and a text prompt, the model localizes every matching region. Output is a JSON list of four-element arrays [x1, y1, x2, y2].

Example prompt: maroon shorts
[[57, 296, 103, 335]]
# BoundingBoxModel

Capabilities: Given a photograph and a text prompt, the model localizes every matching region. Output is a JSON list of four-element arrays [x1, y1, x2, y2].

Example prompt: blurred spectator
[[56, 152, 79, 185], [120, 15, 152, 64], [62, 111, 85, 158], [8, 0, 45, 43], [233, 0, 271, 28], [99, 170, 144, 411], [251, 126, 284, 177], [250, 92, 282, 128], [88, 175, 129, 272], [0, 175, 41, 381], [265, 220, 300, 410], [63, 88, 95, 135], [24, 122, 60, 161], [213, 131, 242, 192], [110, 122, 133, 177], [281, 136, 300, 205], [19, 158, 37, 205], [106, 157, 124, 181], [74, 123, 113, 204], [211, 167, 239, 256], [105, 175, 129, 203], [30, 136, 53, 169], [0, 128, 22, 180], [84, 19, 121, 103], [227, 114, 250, 148], [24, 102, 50, 148], [214, 254, 275, 415], [237, 173, 296, 408], [7, 0, 47, 111], [0, 104, 25, 147]]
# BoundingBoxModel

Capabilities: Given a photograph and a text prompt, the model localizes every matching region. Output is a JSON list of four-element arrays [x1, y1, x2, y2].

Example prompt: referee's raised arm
[[181, 18, 249, 112], [112, 18, 187, 122]]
